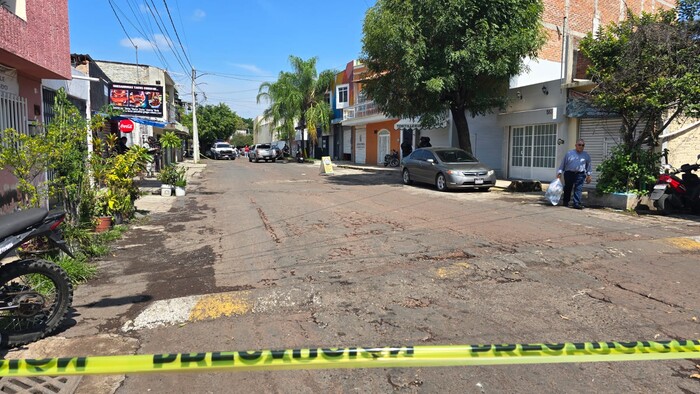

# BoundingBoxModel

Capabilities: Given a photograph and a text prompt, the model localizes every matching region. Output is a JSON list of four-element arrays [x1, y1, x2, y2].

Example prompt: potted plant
[[157, 165, 179, 196], [93, 189, 114, 232], [174, 166, 187, 196]]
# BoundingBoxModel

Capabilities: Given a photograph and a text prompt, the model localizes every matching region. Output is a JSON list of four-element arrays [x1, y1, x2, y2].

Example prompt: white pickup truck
[[210, 142, 236, 160]]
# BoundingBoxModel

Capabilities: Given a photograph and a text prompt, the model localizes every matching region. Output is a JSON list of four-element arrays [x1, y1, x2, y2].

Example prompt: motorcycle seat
[[0, 208, 48, 239]]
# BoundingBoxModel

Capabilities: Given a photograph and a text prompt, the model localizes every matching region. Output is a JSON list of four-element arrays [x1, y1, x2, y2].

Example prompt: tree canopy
[[580, 4, 700, 149], [181, 103, 246, 148], [361, 0, 546, 154], [257, 55, 336, 150]]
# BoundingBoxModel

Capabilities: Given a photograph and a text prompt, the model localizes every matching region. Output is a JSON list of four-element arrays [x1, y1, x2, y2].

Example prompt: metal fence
[[0, 91, 29, 146]]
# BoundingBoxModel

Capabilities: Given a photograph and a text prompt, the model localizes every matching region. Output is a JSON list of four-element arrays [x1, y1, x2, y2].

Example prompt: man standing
[[557, 139, 592, 209]]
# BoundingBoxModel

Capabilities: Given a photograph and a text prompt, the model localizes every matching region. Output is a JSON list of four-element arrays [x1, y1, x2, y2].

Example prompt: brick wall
[[0, 0, 70, 79], [539, 0, 675, 63]]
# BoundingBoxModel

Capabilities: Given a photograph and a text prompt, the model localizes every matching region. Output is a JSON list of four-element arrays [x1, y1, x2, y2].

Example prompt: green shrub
[[596, 145, 663, 196]]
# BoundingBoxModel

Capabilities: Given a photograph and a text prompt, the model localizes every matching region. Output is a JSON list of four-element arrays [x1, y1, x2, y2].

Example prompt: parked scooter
[[0, 209, 74, 348], [649, 154, 700, 214], [383, 149, 400, 167]]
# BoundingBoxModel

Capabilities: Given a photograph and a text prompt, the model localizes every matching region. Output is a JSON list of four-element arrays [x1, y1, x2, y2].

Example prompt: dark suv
[[249, 143, 280, 162]]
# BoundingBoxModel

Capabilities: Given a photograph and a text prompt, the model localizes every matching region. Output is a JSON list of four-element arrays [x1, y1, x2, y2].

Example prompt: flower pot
[[174, 186, 186, 196], [161, 184, 173, 197], [95, 216, 112, 233]]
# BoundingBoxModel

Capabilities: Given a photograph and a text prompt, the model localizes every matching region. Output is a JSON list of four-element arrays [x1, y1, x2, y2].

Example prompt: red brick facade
[[539, 0, 675, 64], [0, 0, 71, 79]]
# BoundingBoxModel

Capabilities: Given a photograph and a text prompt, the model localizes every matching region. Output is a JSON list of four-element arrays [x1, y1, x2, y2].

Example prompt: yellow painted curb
[[666, 237, 700, 251]]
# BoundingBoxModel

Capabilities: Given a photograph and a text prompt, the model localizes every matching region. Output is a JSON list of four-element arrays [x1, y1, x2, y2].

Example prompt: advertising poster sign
[[109, 83, 164, 117]]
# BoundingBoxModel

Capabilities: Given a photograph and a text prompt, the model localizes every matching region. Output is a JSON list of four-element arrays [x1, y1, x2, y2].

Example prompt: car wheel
[[272, 158, 276, 163], [436, 173, 448, 191], [249, 157, 252, 162], [402, 168, 412, 185]]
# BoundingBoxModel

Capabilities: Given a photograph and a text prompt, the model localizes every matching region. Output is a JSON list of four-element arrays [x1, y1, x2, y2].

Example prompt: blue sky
[[69, 0, 376, 119]]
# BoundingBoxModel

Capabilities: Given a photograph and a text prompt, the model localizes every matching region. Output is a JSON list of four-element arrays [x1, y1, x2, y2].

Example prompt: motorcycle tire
[[654, 193, 674, 215], [0, 259, 73, 348], [390, 158, 400, 167]]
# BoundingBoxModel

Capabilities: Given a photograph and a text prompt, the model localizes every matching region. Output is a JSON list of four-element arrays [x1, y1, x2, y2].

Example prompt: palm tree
[[257, 55, 336, 157]]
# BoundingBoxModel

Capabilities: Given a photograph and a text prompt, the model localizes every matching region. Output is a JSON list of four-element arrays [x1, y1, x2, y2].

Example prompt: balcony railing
[[342, 100, 380, 121]]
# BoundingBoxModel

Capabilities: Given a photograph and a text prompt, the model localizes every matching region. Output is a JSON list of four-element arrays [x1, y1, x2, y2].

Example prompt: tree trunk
[[450, 105, 473, 155]]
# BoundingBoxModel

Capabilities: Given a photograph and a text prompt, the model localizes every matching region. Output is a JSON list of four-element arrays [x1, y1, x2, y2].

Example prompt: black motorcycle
[[0, 209, 74, 348], [384, 149, 400, 167], [384, 149, 399, 167]]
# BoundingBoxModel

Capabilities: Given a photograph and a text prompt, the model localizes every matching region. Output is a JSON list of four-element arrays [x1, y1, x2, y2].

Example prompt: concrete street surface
[[3, 158, 700, 393]]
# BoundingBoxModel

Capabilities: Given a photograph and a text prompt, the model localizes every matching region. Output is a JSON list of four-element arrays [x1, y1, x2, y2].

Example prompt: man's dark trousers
[[563, 171, 586, 207]]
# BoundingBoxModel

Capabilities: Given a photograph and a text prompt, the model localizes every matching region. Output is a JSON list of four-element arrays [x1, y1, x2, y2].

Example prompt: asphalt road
[[5, 158, 700, 393]]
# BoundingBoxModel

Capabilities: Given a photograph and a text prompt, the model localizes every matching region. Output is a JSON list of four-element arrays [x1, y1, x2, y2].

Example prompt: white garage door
[[578, 118, 623, 185]]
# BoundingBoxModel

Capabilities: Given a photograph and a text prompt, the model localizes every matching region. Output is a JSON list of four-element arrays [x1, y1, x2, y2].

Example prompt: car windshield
[[258, 144, 271, 149], [216, 143, 231, 149], [435, 149, 477, 163]]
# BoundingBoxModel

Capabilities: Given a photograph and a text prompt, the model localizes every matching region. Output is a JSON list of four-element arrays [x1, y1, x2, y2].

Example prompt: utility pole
[[191, 67, 200, 163]]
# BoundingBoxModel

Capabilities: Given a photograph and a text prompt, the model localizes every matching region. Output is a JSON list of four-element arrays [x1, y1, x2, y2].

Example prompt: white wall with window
[[336, 84, 349, 109]]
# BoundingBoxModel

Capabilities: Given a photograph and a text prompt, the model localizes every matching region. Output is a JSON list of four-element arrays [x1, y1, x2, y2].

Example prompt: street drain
[[0, 375, 82, 393]]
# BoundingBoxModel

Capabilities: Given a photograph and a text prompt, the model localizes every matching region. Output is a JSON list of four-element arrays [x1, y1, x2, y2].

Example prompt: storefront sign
[[0, 65, 19, 95], [109, 82, 164, 117]]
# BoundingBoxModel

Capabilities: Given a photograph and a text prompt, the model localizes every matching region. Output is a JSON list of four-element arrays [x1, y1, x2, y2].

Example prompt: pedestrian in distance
[[557, 138, 592, 209], [401, 139, 413, 157], [117, 136, 128, 154], [244, 145, 250, 158]]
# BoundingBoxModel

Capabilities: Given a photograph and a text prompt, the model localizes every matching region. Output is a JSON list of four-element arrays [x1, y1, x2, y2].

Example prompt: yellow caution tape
[[1, 339, 699, 377]]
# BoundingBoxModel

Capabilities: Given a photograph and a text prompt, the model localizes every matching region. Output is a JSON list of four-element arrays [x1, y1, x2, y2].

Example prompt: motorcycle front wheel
[[0, 259, 73, 348]]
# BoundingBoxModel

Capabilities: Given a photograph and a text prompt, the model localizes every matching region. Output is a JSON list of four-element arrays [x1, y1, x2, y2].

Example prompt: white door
[[377, 130, 390, 164], [354, 128, 366, 164], [509, 123, 557, 181]]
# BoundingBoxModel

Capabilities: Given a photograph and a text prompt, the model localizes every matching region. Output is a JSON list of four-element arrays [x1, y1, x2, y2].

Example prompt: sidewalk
[[134, 160, 206, 214]]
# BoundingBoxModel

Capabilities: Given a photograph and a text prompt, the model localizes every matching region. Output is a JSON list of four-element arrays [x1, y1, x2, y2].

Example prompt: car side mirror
[[426, 159, 435, 164]]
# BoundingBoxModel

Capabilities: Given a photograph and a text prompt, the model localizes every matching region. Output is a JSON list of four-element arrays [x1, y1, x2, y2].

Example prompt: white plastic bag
[[545, 178, 564, 205]]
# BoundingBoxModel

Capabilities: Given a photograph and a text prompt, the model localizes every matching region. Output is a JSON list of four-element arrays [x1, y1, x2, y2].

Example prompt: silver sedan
[[401, 147, 496, 191]]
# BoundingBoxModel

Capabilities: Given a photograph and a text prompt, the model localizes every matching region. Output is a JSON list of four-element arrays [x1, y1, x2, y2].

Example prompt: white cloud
[[120, 34, 173, 51], [231, 63, 267, 75], [192, 9, 206, 21]]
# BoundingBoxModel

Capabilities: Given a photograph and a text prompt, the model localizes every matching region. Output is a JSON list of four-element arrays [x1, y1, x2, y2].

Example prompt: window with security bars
[[532, 124, 556, 168], [511, 123, 556, 168]]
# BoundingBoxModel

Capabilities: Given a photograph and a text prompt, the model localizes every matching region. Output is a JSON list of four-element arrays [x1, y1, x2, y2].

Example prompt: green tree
[[580, 6, 700, 149], [181, 103, 243, 149], [257, 55, 336, 156], [360, 0, 546, 154], [230, 133, 253, 148]]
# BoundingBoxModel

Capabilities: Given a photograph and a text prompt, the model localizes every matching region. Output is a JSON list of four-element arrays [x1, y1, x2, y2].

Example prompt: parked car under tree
[[210, 142, 236, 160], [401, 147, 496, 191]]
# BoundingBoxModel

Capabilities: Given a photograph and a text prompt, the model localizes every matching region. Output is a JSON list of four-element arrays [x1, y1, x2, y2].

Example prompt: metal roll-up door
[[578, 118, 623, 185]]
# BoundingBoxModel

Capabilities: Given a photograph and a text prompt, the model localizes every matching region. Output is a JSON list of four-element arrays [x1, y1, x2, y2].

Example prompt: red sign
[[118, 119, 135, 133]]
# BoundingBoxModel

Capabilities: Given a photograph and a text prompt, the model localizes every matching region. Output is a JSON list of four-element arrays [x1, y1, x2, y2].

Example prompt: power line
[[107, 0, 137, 50], [162, 0, 193, 70], [143, 0, 189, 75]]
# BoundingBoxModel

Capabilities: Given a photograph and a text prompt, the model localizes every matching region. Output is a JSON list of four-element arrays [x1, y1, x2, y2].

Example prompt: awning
[[164, 122, 190, 136], [112, 115, 167, 128], [394, 115, 448, 130]]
